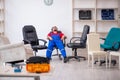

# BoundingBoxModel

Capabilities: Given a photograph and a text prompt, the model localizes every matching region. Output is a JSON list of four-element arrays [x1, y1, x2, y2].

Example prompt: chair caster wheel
[[59, 57, 62, 60], [59, 54, 62, 60], [78, 59, 80, 62], [67, 59, 69, 62]]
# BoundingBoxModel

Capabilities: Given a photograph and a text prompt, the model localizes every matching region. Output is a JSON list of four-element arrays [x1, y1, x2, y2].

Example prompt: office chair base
[[34, 51, 37, 56], [67, 56, 86, 62]]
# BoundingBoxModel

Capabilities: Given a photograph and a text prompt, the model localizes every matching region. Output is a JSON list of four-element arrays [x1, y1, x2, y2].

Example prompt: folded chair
[[22, 25, 47, 56], [67, 25, 90, 61]]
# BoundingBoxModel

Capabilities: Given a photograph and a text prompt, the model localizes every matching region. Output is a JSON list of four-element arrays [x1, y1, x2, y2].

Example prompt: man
[[46, 26, 68, 63]]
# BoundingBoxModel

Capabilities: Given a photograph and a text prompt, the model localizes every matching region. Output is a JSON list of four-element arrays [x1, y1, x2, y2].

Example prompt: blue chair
[[100, 27, 120, 51], [96, 27, 120, 66]]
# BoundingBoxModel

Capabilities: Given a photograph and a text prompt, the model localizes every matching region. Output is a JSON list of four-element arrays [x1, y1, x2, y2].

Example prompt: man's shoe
[[47, 58, 51, 63], [64, 57, 68, 63]]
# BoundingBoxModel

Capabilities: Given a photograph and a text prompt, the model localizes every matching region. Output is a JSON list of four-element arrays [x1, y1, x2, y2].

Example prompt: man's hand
[[61, 35, 66, 41], [47, 36, 53, 40]]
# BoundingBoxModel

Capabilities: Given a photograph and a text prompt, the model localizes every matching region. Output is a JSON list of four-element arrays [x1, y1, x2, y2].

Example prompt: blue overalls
[[46, 33, 67, 59]]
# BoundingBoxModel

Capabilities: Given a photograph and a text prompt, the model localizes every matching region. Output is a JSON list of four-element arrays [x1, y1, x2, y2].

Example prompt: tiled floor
[[1, 57, 120, 80]]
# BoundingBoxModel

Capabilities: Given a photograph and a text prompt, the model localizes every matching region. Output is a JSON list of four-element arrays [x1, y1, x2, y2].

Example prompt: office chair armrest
[[23, 39, 31, 44], [70, 37, 81, 43], [38, 39, 47, 45], [100, 37, 106, 40]]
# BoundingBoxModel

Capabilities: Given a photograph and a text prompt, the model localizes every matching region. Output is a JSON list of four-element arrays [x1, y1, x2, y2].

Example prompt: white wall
[[5, 0, 72, 43], [5, 0, 72, 56]]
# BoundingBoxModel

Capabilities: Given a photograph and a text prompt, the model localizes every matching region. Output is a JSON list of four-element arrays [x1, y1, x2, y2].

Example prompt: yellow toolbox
[[26, 56, 50, 73]]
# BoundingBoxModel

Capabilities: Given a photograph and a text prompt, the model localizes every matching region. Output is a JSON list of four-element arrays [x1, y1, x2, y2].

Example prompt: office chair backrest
[[80, 25, 90, 45], [22, 25, 39, 46], [103, 27, 120, 50]]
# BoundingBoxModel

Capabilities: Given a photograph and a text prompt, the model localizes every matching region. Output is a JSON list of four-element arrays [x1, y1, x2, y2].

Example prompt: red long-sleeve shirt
[[47, 31, 64, 39]]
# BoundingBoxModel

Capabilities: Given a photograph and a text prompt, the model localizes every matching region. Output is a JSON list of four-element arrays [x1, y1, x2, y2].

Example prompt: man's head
[[51, 26, 58, 32]]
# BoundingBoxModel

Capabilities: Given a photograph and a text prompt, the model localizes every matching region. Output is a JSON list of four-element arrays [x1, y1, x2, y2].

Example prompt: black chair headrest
[[23, 25, 35, 33]]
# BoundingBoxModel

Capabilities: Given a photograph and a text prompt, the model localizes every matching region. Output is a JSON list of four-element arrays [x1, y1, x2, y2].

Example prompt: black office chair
[[67, 25, 90, 61], [22, 25, 47, 56]]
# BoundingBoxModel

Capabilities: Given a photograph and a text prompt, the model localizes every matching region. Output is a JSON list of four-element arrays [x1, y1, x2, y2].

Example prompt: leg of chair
[[106, 54, 108, 68], [88, 54, 90, 66], [34, 50, 37, 56], [74, 49, 85, 61], [74, 48, 77, 57], [68, 48, 80, 61], [109, 54, 111, 68], [98, 56, 100, 65], [119, 55, 120, 69], [67, 48, 85, 62], [34, 76, 40, 80], [78, 56, 86, 60], [34, 52, 37, 56], [56, 49, 62, 60], [74, 49, 80, 61], [92, 55, 94, 68]]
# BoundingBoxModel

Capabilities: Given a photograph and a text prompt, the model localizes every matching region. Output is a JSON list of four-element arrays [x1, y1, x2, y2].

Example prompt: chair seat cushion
[[110, 51, 120, 56], [67, 43, 86, 48], [100, 44, 112, 49]]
